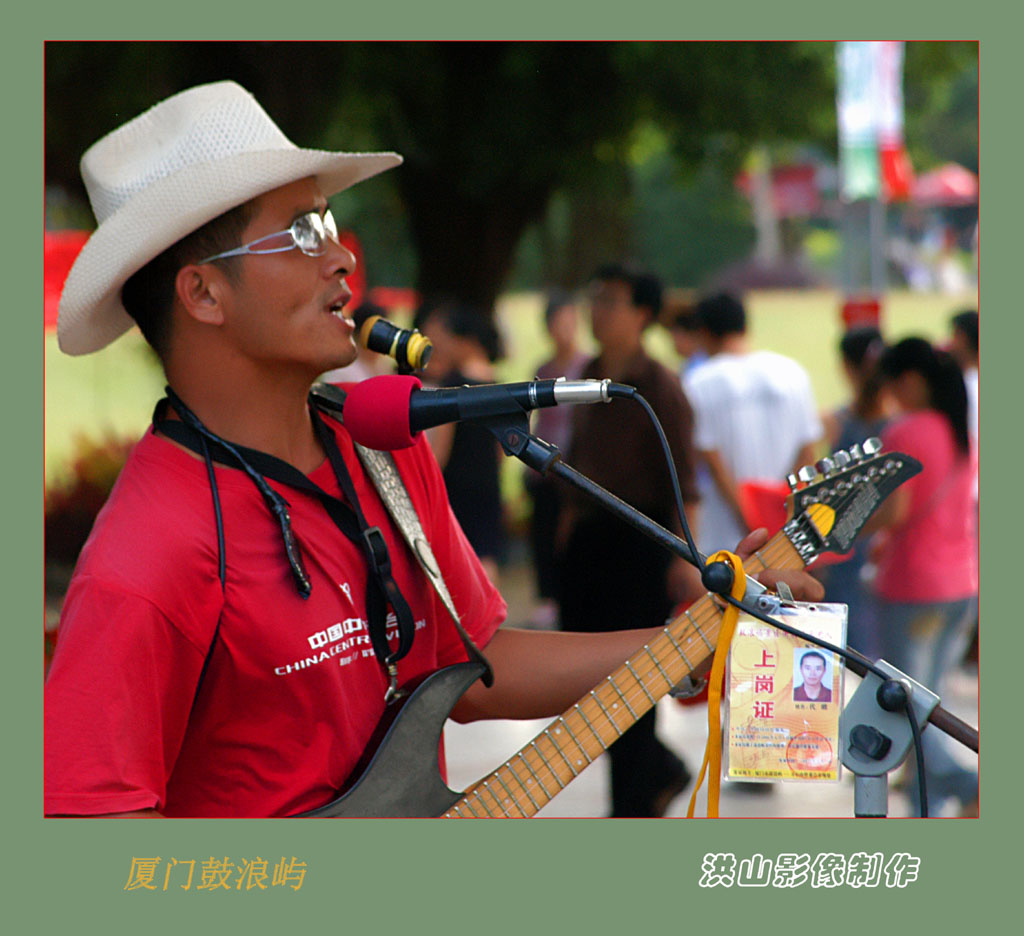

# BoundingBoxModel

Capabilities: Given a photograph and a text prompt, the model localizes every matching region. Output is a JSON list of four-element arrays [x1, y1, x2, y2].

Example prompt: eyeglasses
[[199, 209, 340, 264]]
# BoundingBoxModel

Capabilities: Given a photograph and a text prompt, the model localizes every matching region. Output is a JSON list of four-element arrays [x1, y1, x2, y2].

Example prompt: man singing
[[45, 81, 821, 817]]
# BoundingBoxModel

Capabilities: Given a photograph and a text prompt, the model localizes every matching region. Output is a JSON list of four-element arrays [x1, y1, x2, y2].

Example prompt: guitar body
[[299, 662, 485, 817]]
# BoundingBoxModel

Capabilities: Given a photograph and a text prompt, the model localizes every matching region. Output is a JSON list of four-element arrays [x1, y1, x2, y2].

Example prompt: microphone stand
[[473, 412, 978, 815]]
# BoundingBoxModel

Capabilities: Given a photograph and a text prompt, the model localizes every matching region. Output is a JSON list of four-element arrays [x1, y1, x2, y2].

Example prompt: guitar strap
[[310, 382, 494, 687]]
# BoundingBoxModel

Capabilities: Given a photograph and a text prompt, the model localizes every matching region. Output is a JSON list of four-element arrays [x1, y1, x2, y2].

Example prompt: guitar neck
[[443, 530, 805, 818]]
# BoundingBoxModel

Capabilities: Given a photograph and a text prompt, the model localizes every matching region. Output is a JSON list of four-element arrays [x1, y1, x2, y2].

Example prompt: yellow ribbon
[[686, 549, 747, 818]]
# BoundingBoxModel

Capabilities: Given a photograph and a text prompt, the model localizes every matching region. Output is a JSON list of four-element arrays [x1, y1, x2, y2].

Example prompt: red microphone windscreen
[[342, 374, 422, 450]]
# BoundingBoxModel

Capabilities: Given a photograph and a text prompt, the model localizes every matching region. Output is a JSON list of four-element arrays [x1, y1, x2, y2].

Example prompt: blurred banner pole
[[836, 41, 911, 327]]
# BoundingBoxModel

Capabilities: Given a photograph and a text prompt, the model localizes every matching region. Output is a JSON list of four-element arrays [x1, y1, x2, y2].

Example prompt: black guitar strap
[[311, 382, 494, 687]]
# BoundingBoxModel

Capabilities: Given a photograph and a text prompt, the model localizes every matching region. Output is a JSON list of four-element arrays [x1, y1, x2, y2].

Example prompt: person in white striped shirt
[[684, 293, 823, 554]]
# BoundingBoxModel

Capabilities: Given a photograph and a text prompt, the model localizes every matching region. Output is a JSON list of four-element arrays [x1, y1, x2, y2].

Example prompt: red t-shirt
[[874, 410, 978, 603], [793, 684, 832, 703], [44, 407, 505, 817]]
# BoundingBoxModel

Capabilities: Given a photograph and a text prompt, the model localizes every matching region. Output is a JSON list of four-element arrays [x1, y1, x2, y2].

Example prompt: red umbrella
[[911, 163, 978, 207]]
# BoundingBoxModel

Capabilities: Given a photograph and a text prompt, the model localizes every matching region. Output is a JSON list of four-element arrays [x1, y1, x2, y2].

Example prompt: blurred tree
[[45, 41, 972, 313], [904, 41, 979, 173]]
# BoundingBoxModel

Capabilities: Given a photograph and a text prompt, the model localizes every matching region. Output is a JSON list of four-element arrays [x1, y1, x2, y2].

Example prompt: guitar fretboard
[[443, 533, 803, 818]]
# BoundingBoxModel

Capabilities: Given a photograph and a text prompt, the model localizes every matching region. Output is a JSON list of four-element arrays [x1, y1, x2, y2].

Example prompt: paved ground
[[443, 559, 980, 819]]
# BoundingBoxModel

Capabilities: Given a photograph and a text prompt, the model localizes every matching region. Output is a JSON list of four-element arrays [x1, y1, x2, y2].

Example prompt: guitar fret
[[753, 549, 769, 570], [665, 630, 694, 670], [495, 771, 530, 815], [450, 804, 466, 817], [531, 740, 565, 788], [644, 644, 673, 688], [472, 789, 496, 817], [503, 761, 541, 812], [560, 718, 593, 765], [483, 780, 513, 818], [518, 751, 554, 799], [606, 675, 638, 719], [590, 690, 622, 737], [686, 609, 715, 652], [625, 660, 656, 705], [574, 703, 606, 751], [544, 728, 579, 777]]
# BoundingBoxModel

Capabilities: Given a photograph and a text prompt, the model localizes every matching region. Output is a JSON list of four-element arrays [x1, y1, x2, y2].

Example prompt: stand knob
[[701, 560, 735, 596], [877, 678, 911, 713], [849, 724, 893, 761]]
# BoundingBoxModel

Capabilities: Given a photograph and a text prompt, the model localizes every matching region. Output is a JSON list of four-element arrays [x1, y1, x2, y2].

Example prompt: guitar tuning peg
[[815, 456, 836, 476], [862, 437, 883, 456], [831, 450, 852, 470], [797, 465, 817, 484], [787, 473, 800, 492]]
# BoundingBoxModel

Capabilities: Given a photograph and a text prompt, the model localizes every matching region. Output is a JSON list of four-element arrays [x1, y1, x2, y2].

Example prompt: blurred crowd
[[336, 272, 980, 818]]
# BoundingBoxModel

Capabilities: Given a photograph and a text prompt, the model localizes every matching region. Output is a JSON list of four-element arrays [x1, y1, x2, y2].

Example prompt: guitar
[[300, 440, 920, 818]]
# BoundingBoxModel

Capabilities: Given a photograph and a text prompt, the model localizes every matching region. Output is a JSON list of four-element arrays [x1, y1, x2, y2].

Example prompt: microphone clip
[[464, 409, 563, 473], [486, 419, 564, 474]]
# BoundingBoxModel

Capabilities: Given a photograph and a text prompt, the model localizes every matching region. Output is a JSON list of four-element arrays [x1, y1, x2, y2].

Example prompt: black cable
[[608, 386, 704, 578], [163, 387, 312, 598], [906, 701, 929, 818], [617, 385, 929, 817]]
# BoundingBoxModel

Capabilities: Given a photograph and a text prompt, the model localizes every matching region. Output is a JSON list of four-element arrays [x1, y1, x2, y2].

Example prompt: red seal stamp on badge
[[786, 731, 834, 773]]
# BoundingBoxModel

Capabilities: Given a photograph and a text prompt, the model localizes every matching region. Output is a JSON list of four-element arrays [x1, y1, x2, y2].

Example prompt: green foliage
[[45, 41, 975, 310], [904, 42, 979, 172], [631, 144, 756, 287]]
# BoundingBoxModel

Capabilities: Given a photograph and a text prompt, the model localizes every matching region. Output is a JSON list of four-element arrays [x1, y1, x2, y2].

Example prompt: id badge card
[[724, 601, 848, 784]]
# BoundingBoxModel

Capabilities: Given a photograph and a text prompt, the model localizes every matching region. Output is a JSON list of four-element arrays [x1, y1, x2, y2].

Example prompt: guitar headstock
[[781, 438, 922, 565]]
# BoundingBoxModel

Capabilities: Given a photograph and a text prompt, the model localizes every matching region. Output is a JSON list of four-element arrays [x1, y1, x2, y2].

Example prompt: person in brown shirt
[[558, 263, 703, 817]]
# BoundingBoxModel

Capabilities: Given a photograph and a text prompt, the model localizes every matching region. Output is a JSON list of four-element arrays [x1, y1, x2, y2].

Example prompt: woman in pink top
[[872, 337, 978, 816]]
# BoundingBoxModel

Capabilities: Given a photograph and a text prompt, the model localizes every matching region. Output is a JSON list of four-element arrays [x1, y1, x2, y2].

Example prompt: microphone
[[343, 374, 624, 450], [357, 315, 433, 374]]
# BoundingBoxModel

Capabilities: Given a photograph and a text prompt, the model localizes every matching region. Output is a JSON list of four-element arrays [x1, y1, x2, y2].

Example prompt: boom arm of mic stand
[[488, 418, 717, 581], [489, 419, 979, 756], [842, 656, 979, 753]]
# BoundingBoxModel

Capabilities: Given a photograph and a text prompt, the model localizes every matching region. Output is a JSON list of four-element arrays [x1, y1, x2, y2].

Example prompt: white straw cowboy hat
[[57, 80, 402, 355]]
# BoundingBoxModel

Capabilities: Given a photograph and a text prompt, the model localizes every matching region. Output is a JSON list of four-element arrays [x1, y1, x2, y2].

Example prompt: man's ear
[[174, 264, 227, 326]]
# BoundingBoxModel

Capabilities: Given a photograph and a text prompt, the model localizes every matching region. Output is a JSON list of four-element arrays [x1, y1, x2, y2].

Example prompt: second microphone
[[342, 374, 626, 450]]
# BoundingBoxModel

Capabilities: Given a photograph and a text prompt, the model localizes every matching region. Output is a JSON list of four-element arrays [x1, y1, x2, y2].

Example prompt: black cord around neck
[[161, 387, 312, 598]]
